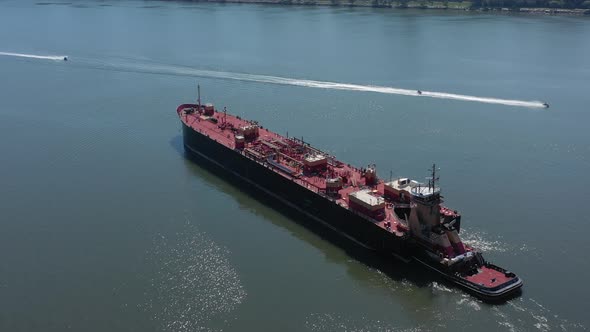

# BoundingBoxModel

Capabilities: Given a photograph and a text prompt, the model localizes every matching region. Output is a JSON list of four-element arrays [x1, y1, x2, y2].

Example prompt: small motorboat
[[542, 102, 549, 108], [417, 90, 422, 95], [63, 56, 68, 61]]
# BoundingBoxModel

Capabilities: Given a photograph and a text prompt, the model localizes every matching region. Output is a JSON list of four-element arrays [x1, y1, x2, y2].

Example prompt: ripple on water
[[305, 313, 425, 332], [142, 224, 246, 332], [430, 281, 457, 295], [479, 297, 585, 332], [429, 282, 586, 331], [305, 293, 586, 332], [460, 229, 537, 256]]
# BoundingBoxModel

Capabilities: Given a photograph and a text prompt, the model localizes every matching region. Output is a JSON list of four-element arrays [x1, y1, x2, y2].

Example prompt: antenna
[[430, 163, 439, 191], [197, 84, 201, 110]]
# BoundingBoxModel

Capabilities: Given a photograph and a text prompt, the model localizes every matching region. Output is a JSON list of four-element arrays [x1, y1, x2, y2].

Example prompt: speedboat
[[542, 102, 549, 108], [63, 56, 68, 61], [417, 90, 422, 95]]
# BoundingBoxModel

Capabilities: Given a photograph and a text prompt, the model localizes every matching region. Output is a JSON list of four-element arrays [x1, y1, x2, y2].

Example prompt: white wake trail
[[0, 51, 66, 61], [1, 52, 547, 109], [129, 62, 546, 109]]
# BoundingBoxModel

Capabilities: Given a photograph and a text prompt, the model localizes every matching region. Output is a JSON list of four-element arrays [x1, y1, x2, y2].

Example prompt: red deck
[[178, 104, 407, 237], [463, 266, 512, 288], [178, 102, 520, 295]]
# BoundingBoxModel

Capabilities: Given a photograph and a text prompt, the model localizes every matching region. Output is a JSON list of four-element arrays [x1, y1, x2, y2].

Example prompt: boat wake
[[460, 228, 537, 256], [0, 51, 66, 61], [309, 270, 586, 331], [109, 61, 547, 109], [0, 51, 548, 108], [427, 287, 585, 331]]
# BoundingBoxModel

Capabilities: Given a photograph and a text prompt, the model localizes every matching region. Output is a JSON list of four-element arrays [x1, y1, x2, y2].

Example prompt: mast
[[197, 84, 201, 110], [430, 163, 439, 191]]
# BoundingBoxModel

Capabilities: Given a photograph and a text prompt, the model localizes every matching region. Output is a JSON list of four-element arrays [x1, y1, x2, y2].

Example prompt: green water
[[1, 0, 589, 331]]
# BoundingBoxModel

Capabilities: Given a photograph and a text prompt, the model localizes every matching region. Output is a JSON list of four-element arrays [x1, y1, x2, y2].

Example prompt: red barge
[[176, 89, 523, 300]]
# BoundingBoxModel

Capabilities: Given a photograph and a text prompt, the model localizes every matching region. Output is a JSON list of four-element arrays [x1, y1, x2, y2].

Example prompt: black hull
[[180, 121, 523, 301], [181, 122, 410, 260], [412, 255, 523, 301]]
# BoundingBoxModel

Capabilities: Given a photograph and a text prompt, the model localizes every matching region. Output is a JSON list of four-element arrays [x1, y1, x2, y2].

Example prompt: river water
[[1, 0, 589, 331]]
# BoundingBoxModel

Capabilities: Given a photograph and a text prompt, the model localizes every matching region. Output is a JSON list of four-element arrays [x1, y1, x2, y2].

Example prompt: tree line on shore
[[469, 0, 590, 8], [341, 0, 590, 9], [333, 0, 590, 9], [281, 0, 589, 10]]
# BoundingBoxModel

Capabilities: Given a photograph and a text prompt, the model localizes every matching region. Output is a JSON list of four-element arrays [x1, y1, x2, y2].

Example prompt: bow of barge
[[176, 93, 522, 300]]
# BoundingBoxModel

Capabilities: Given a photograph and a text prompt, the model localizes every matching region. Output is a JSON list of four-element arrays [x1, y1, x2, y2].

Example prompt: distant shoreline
[[196, 0, 590, 15]]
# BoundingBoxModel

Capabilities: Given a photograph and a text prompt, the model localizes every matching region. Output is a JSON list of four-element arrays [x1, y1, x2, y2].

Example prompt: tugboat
[[401, 166, 522, 300], [176, 86, 523, 301]]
